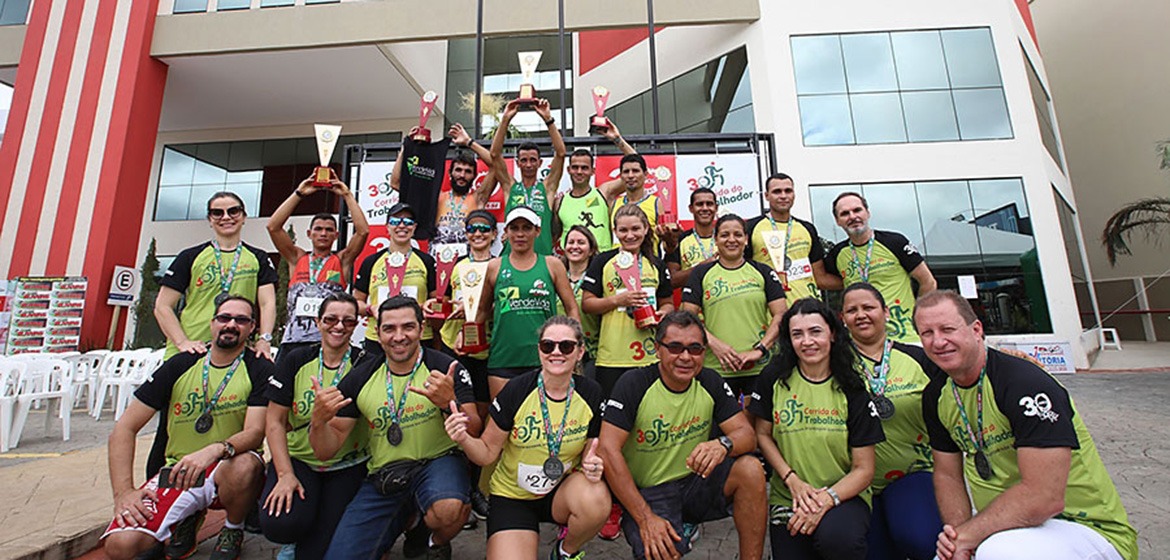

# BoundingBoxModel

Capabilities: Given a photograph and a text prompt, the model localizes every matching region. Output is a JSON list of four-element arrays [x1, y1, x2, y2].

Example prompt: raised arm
[[489, 100, 521, 187], [335, 177, 370, 273], [598, 121, 634, 204], [266, 177, 313, 265], [534, 98, 566, 196], [450, 123, 497, 210]]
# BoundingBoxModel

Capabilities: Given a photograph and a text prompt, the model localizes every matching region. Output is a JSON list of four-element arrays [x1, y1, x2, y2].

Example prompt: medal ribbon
[[696, 234, 716, 260], [384, 350, 424, 426], [211, 240, 243, 293], [951, 367, 987, 456], [766, 216, 795, 263], [383, 251, 409, 299], [536, 372, 575, 461], [308, 255, 326, 285], [201, 353, 245, 417], [849, 236, 875, 282], [856, 339, 893, 397], [317, 346, 350, 388]]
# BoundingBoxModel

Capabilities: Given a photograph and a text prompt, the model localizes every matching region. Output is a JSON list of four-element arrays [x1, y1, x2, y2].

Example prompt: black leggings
[[770, 496, 871, 560], [259, 458, 367, 560]]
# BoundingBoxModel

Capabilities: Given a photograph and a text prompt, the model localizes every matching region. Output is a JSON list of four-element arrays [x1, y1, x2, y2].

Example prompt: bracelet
[[544, 117, 555, 126], [782, 469, 796, 482], [825, 487, 841, 506], [293, 190, 304, 197]]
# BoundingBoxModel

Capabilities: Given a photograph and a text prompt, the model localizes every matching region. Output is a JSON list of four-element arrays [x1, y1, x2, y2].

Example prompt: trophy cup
[[614, 251, 659, 329], [313, 124, 342, 187], [460, 262, 491, 354], [425, 245, 458, 319], [413, 91, 438, 143], [516, 51, 543, 107], [590, 86, 611, 134]]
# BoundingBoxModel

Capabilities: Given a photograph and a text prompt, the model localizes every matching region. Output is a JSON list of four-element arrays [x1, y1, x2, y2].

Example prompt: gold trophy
[[460, 262, 490, 354], [413, 91, 438, 143], [516, 51, 543, 107], [590, 86, 612, 134], [313, 124, 342, 187]]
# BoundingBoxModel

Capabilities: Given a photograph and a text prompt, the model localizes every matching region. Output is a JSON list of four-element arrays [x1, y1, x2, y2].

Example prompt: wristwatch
[[220, 440, 236, 460], [752, 341, 768, 354], [258, 333, 273, 342], [717, 435, 734, 453], [544, 116, 555, 126]]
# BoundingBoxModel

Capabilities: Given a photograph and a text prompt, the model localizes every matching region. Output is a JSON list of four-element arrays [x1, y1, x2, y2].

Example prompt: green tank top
[[488, 255, 557, 368], [505, 180, 554, 255], [557, 188, 613, 251]]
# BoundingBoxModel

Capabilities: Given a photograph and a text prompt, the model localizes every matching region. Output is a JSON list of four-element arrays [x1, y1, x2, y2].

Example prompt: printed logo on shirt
[[1019, 393, 1059, 423], [773, 395, 845, 428], [904, 242, 919, 256], [512, 414, 587, 445], [635, 415, 708, 447]]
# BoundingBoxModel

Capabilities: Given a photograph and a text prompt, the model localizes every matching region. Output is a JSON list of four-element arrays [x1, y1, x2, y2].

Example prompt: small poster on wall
[[5, 277, 87, 355]]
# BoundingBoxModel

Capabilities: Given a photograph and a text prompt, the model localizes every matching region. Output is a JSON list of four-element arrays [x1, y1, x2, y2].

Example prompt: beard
[[214, 329, 242, 349], [451, 177, 472, 196]]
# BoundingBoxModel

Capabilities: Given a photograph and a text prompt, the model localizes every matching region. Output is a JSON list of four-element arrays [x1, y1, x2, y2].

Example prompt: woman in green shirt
[[841, 283, 941, 560], [747, 298, 885, 560]]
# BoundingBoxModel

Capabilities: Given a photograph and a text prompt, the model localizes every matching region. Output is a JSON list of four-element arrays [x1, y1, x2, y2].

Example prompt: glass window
[[793, 27, 1010, 146], [810, 178, 1049, 334], [841, 33, 897, 93], [902, 90, 959, 142], [1023, 49, 1063, 167], [791, 36, 846, 95], [154, 187, 191, 221], [0, 0, 32, 26], [799, 95, 854, 146], [260, 0, 294, 6], [941, 28, 1001, 89], [953, 88, 1012, 140], [159, 149, 196, 186], [850, 93, 906, 144], [891, 31, 949, 90], [173, 0, 209, 13], [216, 0, 250, 10]]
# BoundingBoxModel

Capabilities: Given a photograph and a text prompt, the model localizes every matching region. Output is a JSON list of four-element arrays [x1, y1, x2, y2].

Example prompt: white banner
[[674, 153, 763, 223]]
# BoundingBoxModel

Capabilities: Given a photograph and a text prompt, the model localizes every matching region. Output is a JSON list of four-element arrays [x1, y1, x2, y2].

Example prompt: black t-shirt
[[398, 137, 453, 240]]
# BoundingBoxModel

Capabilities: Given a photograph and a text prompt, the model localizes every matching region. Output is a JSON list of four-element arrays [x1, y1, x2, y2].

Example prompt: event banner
[[4, 276, 87, 355], [354, 151, 764, 262]]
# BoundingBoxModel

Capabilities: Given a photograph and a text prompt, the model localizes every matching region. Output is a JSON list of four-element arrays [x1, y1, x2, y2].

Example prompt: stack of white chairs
[[63, 349, 111, 414], [0, 357, 24, 452], [7, 357, 72, 448], [92, 348, 157, 421]]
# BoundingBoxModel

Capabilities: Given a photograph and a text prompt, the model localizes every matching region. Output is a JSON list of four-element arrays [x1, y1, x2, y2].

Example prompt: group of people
[[100, 103, 1137, 560]]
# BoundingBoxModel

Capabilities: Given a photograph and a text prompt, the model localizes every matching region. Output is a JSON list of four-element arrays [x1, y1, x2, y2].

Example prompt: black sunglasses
[[208, 206, 244, 219], [539, 339, 579, 355], [658, 341, 705, 356], [213, 313, 254, 326], [466, 223, 494, 234], [320, 315, 359, 328]]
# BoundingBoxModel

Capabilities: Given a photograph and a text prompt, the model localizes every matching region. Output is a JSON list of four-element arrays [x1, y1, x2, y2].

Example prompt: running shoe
[[276, 543, 295, 560], [403, 520, 431, 559], [682, 522, 701, 548], [599, 504, 622, 541], [164, 509, 206, 560], [470, 488, 490, 521], [209, 527, 244, 560], [424, 542, 452, 560], [549, 539, 586, 560]]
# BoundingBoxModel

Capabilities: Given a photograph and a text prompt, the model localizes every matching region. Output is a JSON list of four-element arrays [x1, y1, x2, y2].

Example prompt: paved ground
[[1, 371, 1165, 559]]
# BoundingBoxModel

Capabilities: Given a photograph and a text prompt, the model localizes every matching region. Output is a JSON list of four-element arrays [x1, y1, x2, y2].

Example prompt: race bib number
[[402, 285, 419, 300], [786, 258, 813, 281], [295, 296, 325, 318], [377, 285, 419, 301], [517, 460, 572, 495]]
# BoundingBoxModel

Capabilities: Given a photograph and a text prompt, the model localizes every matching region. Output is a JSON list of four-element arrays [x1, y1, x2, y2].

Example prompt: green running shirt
[[581, 249, 673, 368], [268, 344, 369, 471], [665, 229, 717, 272], [557, 188, 613, 251], [159, 242, 279, 359], [825, 230, 923, 343], [603, 365, 742, 488], [504, 180, 554, 255], [923, 349, 1138, 560], [855, 342, 937, 493], [488, 371, 604, 499], [681, 260, 785, 378], [354, 248, 437, 341], [488, 255, 558, 369], [336, 348, 475, 473], [133, 351, 272, 466], [747, 365, 885, 507], [745, 215, 824, 304]]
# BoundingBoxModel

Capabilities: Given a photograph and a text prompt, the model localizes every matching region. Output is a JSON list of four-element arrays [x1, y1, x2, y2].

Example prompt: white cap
[[504, 206, 541, 228]]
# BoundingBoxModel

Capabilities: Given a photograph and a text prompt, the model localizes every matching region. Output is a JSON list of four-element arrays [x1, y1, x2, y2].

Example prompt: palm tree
[[1101, 140, 1170, 265]]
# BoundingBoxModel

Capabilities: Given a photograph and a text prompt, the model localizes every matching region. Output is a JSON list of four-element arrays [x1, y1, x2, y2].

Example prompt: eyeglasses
[[388, 217, 416, 227], [213, 314, 254, 326], [208, 206, 244, 219], [320, 315, 359, 328], [466, 223, 494, 234], [539, 339, 580, 355], [658, 341, 706, 356]]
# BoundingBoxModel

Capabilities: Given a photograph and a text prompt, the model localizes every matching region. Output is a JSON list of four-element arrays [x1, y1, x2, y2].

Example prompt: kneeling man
[[103, 295, 270, 560], [598, 310, 767, 560], [916, 291, 1137, 560]]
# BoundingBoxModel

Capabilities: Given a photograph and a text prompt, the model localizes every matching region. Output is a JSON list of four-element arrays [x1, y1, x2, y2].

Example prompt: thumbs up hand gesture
[[582, 439, 604, 482], [444, 400, 471, 445], [410, 361, 459, 409]]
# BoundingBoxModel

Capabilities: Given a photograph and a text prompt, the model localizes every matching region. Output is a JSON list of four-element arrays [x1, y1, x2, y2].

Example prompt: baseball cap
[[504, 206, 541, 228], [466, 209, 497, 227], [386, 202, 415, 219]]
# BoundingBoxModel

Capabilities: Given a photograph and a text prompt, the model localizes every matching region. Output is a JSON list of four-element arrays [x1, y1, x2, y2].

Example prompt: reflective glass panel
[[173, 0, 208, 13], [850, 93, 906, 144], [891, 31, 950, 90], [798, 95, 854, 146], [954, 88, 1012, 140], [841, 33, 898, 93], [902, 90, 959, 142], [159, 149, 195, 187], [915, 180, 978, 262], [861, 183, 924, 250], [155, 187, 190, 222], [216, 0, 250, 10], [941, 28, 1001, 88], [791, 36, 846, 95], [808, 185, 858, 245]]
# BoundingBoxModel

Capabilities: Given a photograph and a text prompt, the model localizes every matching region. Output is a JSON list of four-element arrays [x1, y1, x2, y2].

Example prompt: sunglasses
[[388, 217, 416, 227], [320, 315, 359, 328], [539, 339, 580, 355], [213, 314, 254, 326], [658, 341, 705, 356], [208, 206, 244, 219], [466, 223, 494, 234]]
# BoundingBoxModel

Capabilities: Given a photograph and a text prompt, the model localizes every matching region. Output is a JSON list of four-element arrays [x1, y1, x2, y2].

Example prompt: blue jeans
[[323, 454, 470, 559], [866, 471, 942, 560]]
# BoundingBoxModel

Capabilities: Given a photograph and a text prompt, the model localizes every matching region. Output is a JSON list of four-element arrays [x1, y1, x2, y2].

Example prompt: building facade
[[0, 0, 1099, 365]]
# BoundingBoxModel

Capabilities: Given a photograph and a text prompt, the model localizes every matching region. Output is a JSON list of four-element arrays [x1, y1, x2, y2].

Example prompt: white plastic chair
[[65, 350, 111, 413], [92, 350, 151, 420], [9, 358, 72, 448], [0, 357, 24, 453], [112, 350, 164, 420]]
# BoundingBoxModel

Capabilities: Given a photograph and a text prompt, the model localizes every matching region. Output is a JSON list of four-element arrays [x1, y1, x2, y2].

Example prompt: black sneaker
[[209, 527, 245, 560], [470, 488, 490, 521], [424, 542, 452, 560], [403, 521, 431, 559], [134, 542, 164, 560], [462, 513, 478, 531], [164, 509, 205, 560]]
